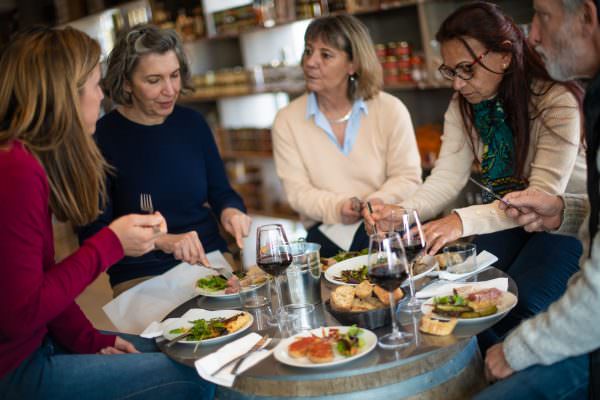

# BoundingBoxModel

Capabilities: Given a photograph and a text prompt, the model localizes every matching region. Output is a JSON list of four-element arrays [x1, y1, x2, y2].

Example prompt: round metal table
[[158, 268, 517, 399]]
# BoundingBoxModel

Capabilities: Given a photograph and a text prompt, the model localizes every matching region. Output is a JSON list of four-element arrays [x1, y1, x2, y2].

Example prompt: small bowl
[[324, 300, 390, 329]]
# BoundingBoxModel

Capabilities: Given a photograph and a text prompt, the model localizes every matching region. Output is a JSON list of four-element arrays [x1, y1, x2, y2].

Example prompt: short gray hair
[[103, 24, 193, 105]]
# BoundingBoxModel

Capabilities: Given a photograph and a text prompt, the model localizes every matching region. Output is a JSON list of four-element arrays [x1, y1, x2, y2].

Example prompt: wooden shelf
[[179, 81, 450, 103], [187, 0, 421, 45]]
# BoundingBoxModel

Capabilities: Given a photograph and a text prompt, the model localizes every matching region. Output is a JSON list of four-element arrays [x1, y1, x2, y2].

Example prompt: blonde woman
[[272, 14, 422, 257], [0, 27, 214, 399]]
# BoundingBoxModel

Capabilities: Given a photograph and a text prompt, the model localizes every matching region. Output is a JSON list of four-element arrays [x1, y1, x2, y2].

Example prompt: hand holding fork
[[140, 193, 162, 234]]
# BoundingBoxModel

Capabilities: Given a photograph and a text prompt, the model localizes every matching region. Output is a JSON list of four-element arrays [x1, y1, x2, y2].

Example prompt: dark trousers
[[306, 223, 370, 258], [473, 227, 582, 352]]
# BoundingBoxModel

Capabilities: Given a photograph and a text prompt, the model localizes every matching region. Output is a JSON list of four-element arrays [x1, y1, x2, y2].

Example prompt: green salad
[[169, 318, 228, 341], [336, 325, 365, 356], [196, 275, 228, 292], [334, 265, 368, 284]]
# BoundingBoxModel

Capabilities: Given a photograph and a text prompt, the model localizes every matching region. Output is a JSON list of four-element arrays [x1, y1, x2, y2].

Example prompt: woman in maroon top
[[0, 27, 215, 399]]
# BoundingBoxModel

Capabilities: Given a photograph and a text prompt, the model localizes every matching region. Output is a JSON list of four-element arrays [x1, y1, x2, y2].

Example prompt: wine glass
[[256, 224, 293, 326], [367, 232, 413, 349], [391, 208, 426, 313]]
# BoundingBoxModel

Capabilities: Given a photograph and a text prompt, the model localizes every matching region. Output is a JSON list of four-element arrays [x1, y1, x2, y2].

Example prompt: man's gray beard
[[536, 45, 578, 81]]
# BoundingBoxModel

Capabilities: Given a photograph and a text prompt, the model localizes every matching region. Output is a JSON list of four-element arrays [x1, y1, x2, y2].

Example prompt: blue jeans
[[474, 354, 589, 399], [0, 333, 215, 400], [473, 228, 582, 351]]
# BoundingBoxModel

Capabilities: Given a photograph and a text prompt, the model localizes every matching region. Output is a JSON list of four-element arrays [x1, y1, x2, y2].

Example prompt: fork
[[140, 193, 160, 233], [211, 334, 270, 376], [201, 264, 234, 279]]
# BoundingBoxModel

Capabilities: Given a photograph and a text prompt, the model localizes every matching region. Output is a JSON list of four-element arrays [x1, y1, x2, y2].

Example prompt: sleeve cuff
[[503, 328, 540, 371], [556, 194, 588, 235]]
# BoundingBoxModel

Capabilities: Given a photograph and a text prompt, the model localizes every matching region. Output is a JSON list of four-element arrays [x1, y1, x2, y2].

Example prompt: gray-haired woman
[[80, 24, 252, 296]]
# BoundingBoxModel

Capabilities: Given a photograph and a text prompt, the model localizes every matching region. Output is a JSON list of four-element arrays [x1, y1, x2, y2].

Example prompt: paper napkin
[[438, 250, 498, 281], [415, 277, 509, 299], [195, 332, 273, 387]]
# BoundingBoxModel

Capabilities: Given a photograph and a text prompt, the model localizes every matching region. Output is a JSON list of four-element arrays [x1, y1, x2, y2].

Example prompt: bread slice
[[307, 340, 334, 363], [419, 314, 457, 336], [355, 280, 373, 299], [351, 298, 376, 311], [373, 285, 404, 306], [331, 285, 356, 312], [288, 336, 319, 358], [364, 295, 385, 309]]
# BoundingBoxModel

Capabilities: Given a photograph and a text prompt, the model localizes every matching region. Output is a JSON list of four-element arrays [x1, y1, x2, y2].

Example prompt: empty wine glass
[[367, 232, 413, 349], [392, 208, 425, 313], [256, 224, 293, 327]]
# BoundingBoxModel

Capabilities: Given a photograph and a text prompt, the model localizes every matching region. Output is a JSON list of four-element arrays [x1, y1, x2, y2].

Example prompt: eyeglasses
[[438, 49, 490, 81]]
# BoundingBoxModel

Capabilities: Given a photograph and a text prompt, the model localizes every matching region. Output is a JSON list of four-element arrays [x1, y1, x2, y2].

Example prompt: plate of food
[[195, 266, 269, 298], [273, 325, 377, 368], [162, 309, 253, 345], [324, 254, 438, 286], [320, 249, 369, 270], [421, 287, 517, 324]]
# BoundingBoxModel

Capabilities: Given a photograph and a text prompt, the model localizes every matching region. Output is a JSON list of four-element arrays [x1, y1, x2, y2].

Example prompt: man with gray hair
[[475, 0, 600, 398]]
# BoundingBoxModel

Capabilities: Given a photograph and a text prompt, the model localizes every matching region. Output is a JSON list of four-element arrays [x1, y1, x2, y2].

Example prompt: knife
[[211, 334, 270, 376], [468, 177, 524, 213]]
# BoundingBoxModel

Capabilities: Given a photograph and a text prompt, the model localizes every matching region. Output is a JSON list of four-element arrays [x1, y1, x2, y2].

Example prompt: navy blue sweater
[[79, 106, 245, 286]]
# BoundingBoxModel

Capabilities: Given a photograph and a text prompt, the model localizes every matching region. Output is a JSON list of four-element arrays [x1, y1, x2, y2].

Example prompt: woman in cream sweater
[[366, 2, 586, 345], [272, 15, 422, 257]]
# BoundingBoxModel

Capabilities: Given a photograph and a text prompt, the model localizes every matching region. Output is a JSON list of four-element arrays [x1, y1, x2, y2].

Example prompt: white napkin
[[195, 332, 273, 387], [437, 250, 498, 281], [415, 277, 509, 299], [140, 318, 178, 339], [318, 221, 362, 251], [103, 251, 233, 334]]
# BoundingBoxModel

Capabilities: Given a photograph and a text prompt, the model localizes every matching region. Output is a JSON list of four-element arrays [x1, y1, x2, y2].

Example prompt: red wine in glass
[[367, 265, 409, 291], [257, 254, 293, 277], [403, 243, 425, 264]]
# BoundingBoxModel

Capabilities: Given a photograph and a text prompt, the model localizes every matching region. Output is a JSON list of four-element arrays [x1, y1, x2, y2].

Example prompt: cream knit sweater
[[401, 82, 587, 236], [272, 92, 422, 228]]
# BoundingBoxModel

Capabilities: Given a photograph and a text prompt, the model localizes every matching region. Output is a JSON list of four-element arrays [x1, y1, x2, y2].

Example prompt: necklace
[[328, 109, 352, 124]]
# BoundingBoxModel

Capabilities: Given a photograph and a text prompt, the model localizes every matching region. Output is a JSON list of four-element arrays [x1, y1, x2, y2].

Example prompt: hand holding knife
[[468, 177, 524, 213]]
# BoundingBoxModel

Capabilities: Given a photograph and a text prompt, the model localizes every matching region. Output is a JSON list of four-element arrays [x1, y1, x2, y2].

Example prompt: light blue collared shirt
[[306, 92, 368, 156]]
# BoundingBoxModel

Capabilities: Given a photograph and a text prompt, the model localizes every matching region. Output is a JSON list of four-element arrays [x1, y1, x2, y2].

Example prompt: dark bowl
[[324, 300, 390, 329]]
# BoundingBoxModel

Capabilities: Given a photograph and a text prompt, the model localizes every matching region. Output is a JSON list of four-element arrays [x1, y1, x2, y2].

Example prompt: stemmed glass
[[255, 224, 293, 326], [392, 208, 426, 313], [367, 232, 413, 349]]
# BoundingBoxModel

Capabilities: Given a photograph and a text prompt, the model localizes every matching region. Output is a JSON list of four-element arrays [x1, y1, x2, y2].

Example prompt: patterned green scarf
[[473, 98, 527, 203]]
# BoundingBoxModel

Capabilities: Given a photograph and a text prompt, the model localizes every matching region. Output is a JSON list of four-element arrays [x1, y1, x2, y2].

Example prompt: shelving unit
[[168, 0, 533, 222]]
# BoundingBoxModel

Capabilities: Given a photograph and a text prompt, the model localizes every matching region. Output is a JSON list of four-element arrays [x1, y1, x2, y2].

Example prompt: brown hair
[[304, 14, 383, 101], [103, 24, 193, 105], [436, 2, 584, 178], [0, 26, 110, 226]]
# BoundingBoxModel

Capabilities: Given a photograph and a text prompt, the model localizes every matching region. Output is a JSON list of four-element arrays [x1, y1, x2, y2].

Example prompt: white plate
[[324, 254, 438, 287], [273, 326, 377, 368], [163, 309, 253, 345], [194, 275, 268, 298], [421, 291, 518, 324]]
